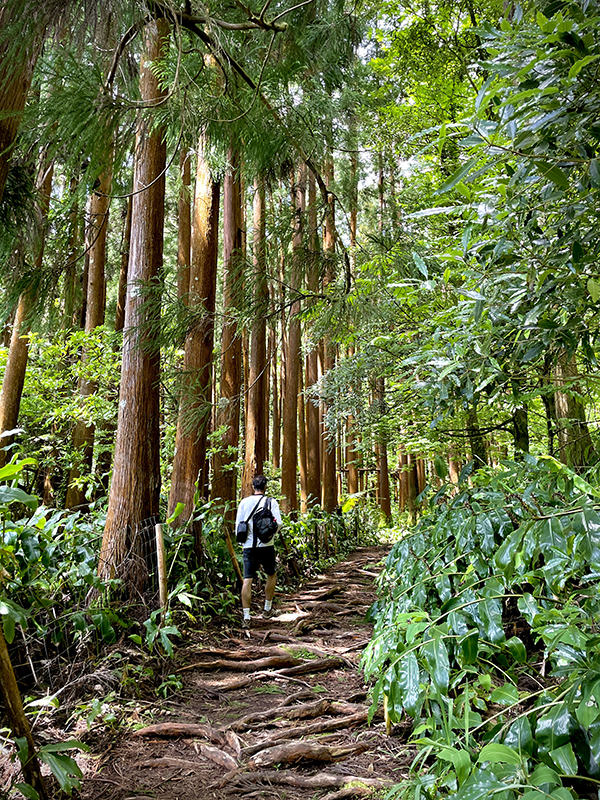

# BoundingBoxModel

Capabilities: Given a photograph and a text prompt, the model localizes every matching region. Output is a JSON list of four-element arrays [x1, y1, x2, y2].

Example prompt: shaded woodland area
[[2, 0, 600, 797]]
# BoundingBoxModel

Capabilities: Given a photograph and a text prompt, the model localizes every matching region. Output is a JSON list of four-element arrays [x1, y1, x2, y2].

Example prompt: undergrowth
[[363, 454, 600, 800]]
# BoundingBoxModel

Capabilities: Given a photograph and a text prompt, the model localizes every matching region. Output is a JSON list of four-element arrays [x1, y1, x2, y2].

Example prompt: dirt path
[[81, 545, 408, 800]]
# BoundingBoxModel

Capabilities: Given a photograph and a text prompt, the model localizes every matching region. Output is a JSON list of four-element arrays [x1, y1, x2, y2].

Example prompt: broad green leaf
[[436, 158, 478, 195], [504, 716, 533, 755], [166, 502, 185, 523], [529, 764, 560, 787], [549, 743, 577, 775], [490, 683, 519, 705], [398, 650, 421, 715], [422, 633, 449, 692], [568, 54, 600, 78], [413, 252, 428, 278], [591, 159, 600, 188], [15, 784, 40, 800], [434, 455, 448, 480], [460, 630, 479, 664], [456, 767, 505, 800], [518, 593, 540, 625], [587, 279, 600, 303], [478, 743, 522, 765], [438, 745, 472, 784], [505, 636, 527, 663], [3, 614, 15, 644], [38, 752, 82, 792], [0, 485, 38, 510], [536, 705, 577, 755], [535, 162, 569, 189]]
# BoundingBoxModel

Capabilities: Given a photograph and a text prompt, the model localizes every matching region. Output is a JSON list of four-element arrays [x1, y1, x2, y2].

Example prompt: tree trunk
[[271, 319, 281, 470], [177, 144, 191, 301], [65, 157, 112, 509], [398, 447, 408, 512], [99, 18, 168, 587], [375, 378, 392, 523], [298, 364, 308, 512], [211, 146, 243, 519], [554, 350, 596, 471], [407, 452, 419, 526], [0, 9, 43, 204], [62, 175, 80, 330], [242, 176, 268, 496], [0, 158, 53, 468], [305, 170, 321, 507], [513, 405, 529, 460], [115, 196, 132, 332], [169, 136, 220, 536], [466, 404, 487, 471], [281, 166, 304, 514], [0, 627, 47, 799], [321, 154, 337, 513]]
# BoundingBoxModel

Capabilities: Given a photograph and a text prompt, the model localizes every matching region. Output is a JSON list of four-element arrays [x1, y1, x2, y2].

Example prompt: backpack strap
[[252, 495, 269, 548], [244, 496, 263, 525]]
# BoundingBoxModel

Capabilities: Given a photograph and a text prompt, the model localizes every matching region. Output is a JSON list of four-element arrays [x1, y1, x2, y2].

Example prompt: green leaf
[[535, 161, 569, 189], [591, 159, 600, 188], [505, 636, 527, 663], [588, 278, 600, 304], [568, 54, 600, 78], [478, 743, 522, 765], [504, 716, 533, 755], [3, 614, 15, 644], [490, 683, 519, 705], [398, 650, 421, 715], [518, 593, 540, 625], [14, 784, 40, 800], [436, 158, 478, 195], [549, 742, 577, 775], [529, 764, 560, 787], [460, 630, 479, 664], [434, 455, 448, 480], [422, 633, 450, 692], [438, 745, 472, 784], [0, 485, 38, 510], [166, 502, 185, 524], [413, 252, 428, 278], [38, 752, 82, 793]]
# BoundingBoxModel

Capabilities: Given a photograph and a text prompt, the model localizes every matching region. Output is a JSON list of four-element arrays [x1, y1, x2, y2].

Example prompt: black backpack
[[252, 497, 278, 545], [236, 496, 278, 545]]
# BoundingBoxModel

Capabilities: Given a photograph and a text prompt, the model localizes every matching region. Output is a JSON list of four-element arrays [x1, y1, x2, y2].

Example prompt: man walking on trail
[[236, 475, 282, 628]]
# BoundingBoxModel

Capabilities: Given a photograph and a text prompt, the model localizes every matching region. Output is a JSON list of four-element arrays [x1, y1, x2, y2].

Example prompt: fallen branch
[[321, 787, 379, 800], [248, 740, 370, 768], [203, 671, 312, 692]]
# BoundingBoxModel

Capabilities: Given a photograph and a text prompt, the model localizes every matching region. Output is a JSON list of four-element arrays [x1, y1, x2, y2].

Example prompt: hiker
[[235, 475, 283, 628]]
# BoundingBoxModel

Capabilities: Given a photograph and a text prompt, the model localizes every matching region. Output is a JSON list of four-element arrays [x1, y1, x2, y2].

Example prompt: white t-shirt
[[235, 493, 283, 548]]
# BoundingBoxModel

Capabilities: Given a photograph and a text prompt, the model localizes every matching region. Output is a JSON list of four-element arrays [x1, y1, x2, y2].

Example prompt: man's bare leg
[[242, 578, 253, 622]]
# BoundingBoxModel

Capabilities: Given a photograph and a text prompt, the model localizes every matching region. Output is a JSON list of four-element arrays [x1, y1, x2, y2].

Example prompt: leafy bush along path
[[82, 545, 406, 800]]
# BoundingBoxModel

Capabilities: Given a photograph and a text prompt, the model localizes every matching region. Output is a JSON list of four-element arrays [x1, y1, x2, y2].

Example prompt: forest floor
[[70, 544, 412, 800]]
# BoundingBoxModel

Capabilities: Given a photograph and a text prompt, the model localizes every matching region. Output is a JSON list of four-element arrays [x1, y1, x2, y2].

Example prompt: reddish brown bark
[[242, 176, 268, 496], [0, 159, 53, 469], [270, 320, 281, 470], [99, 19, 168, 584], [169, 136, 220, 530], [211, 147, 243, 517], [65, 159, 113, 509], [305, 171, 321, 507], [177, 144, 191, 301], [115, 197, 132, 332], [0, 8, 43, 204], [281, 166, 305, 514], [321, 154, 337, 513]]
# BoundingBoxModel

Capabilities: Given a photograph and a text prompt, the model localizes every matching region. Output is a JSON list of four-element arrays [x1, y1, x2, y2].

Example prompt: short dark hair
[[252, 475, 268, 492]]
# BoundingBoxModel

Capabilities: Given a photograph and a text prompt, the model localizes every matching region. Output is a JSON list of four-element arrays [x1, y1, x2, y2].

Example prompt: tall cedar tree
[[168, 135, 220, 544], [99, 18, 168, 585]]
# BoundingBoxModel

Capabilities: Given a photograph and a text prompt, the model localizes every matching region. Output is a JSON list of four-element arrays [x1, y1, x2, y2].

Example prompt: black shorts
[[243, 546, 276, 579]]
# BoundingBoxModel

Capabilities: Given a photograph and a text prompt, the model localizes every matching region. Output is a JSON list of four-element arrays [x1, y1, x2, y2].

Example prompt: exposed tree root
[[216, 768, 391, 791], [176, 654, 301, 673], [247, 740, 370, 768], [241, 709, 379, 756]]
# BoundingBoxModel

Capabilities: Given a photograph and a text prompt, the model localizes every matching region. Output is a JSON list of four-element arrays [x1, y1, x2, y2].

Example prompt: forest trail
[[81, 544, 409, 800]]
